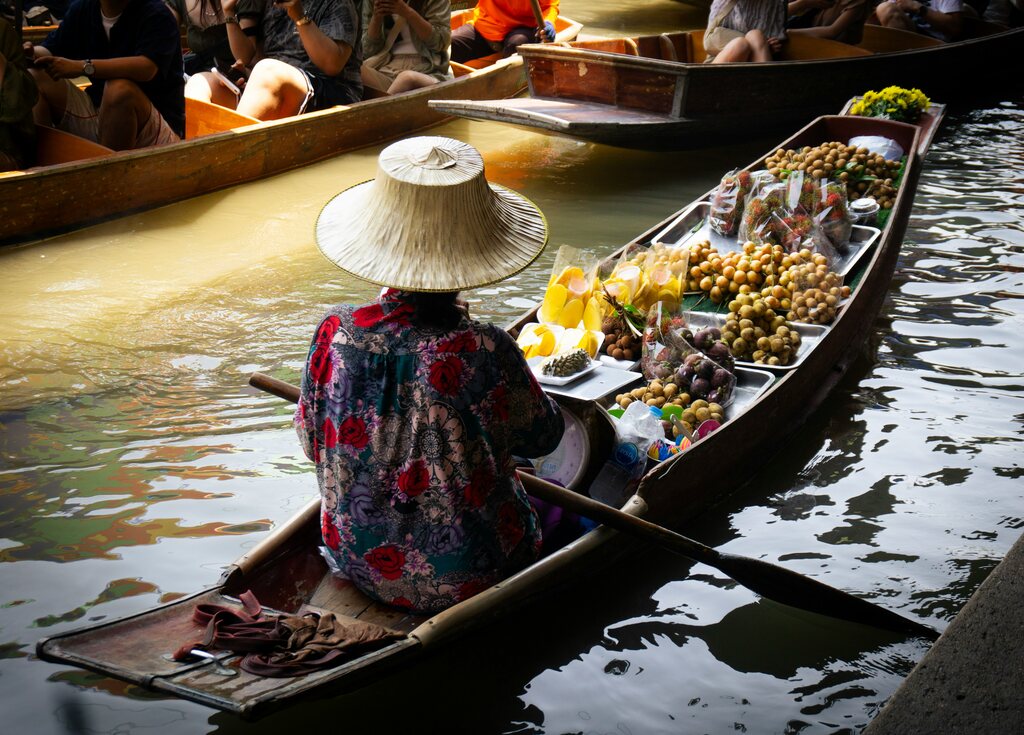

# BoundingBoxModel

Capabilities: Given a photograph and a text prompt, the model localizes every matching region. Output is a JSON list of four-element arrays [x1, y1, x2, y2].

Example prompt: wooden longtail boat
[[0, 12, 581, 247], [37, 110, 935, 718], [430, 23, 1016, 149]]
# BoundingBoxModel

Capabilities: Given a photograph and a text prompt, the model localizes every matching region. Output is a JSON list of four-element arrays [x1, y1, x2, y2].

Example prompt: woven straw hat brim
[[315, 179, 548, 293]]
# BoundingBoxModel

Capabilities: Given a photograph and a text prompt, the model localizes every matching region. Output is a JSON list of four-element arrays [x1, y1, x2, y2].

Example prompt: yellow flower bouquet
[[849, 86, 930, 123]]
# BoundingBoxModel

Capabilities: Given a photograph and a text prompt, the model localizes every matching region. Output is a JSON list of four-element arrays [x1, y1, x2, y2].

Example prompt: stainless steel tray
[[650, 201, 880, 279], [681, 311, 828, 373]]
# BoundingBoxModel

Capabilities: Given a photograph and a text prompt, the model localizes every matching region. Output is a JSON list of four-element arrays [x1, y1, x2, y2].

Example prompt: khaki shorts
[[361, 53, 433, 93], [58, 80, 180, 147]]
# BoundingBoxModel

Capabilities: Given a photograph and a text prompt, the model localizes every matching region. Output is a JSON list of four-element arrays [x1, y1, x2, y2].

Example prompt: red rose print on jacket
[[390, 596, 413, 610], [352, 303, 385, 328], [398, 459, 430, 497], [463, 465, 493, 509], [490, 385, 509, 422], [437, 331, 477, 353], [321, 511, 341, 550], [365, 544, 406, 580], [338, 416, 369, 449], [322, 417, 338, 449], [309, 315, 340, 385], [428, 355, 464, 396], [497, 502, 525, 549]]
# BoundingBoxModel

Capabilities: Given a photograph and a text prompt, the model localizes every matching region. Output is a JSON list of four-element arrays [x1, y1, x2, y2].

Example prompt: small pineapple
[[541, 348, 591, 377]]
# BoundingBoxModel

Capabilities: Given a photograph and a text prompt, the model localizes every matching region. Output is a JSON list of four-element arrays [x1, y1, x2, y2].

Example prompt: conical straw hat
[[316, 136, 549, 292]]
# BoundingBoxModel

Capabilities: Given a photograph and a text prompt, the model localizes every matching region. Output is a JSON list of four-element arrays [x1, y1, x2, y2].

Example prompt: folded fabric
[[173, 590, 403, 677]]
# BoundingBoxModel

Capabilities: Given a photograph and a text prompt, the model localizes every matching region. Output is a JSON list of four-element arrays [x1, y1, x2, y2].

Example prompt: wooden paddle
[[248, 371, 939, 642], [528, 0, 553, 42]]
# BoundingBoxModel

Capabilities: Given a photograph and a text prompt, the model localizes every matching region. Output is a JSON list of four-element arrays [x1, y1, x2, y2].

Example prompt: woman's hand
[[374, 0, 410, 17], [767, 36, 784, 54], [274, 0, 306, 23], [34, 55, 84, 79], [222, 0, 238, 15]]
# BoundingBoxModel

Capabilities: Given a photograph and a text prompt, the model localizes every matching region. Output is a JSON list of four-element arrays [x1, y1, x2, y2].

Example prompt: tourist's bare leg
[[236, 58, 309, 120], [712, 37, 753, 63], [97, 78, 154, 150], [185, 71, 241, 108], [746, 30, 772, 62], [875, 1, 917, 30], [28, 67, 68, 126], [387, 70, 438, 94]]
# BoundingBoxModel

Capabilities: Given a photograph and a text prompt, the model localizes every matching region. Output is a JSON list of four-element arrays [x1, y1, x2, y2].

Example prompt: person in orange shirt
[[450, 0, 557, 62]]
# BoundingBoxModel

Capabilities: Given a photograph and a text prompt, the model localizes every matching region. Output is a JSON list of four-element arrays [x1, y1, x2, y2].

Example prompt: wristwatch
[[82, 59, 95, 76]]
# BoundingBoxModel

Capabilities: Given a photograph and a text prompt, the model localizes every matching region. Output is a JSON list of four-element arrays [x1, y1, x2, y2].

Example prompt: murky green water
[[2, 4, 1023, 732]]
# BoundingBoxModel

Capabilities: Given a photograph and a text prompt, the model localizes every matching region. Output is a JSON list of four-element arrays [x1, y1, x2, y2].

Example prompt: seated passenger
[[873, 0, 964, 40], [450, 0, 557, 64], [361, 0, 451, 95], [1, 19, 37, 171], [787, 0, 868, 44], [25, 0, 185, 151], [298, 136, 565, 614], [166, 0, 263, 78], [196, 0, 362, 119], [704, 0, 787, 63]]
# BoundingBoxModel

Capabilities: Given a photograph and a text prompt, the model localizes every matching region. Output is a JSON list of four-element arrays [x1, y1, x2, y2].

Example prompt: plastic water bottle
[[589, 440, 644, 507]]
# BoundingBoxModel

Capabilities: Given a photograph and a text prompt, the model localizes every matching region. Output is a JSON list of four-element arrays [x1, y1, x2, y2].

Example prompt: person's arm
[[495, 329, 564, 458], [36, 54, 159, 81], [295, 313, 343, 462], [893, 0, 963, 37], [789, 4, 864, 37], [0, 40, 40, 124], [274, 0, 351, 76], [223, 0, 259, 65]]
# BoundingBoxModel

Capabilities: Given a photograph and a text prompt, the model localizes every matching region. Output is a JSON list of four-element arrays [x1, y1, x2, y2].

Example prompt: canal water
[[1, 3, 1022, 733]]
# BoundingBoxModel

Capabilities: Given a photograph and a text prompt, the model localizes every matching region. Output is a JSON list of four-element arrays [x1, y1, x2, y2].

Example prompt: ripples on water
[[0, 60, 1021, 735]]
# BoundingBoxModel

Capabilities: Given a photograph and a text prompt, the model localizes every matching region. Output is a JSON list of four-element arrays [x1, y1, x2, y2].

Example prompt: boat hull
[[38, 114, 926, 718], [432, 26, 1020, 149]]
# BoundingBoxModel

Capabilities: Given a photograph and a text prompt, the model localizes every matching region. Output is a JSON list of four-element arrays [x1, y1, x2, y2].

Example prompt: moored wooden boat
[[0, 12, 582, 247], [430, 24, 1018, 149], [37, 110, 933, 718]]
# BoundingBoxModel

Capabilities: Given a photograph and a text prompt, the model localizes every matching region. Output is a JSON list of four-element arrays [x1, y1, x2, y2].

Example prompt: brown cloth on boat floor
[[173, 590, 403, 677]]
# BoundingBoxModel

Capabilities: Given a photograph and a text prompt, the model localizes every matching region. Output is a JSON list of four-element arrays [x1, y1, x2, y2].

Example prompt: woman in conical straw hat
[[296, 136, 568, 614]]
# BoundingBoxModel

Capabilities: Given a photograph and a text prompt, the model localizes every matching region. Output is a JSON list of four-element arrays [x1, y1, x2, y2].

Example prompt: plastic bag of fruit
[[790, 171, 853, 251], [538, 245, 604, 331], [600, 241, 689, 314], [785, 261, 851, 325], [708, 169, 751, 237], [641, 304, 737, 407]]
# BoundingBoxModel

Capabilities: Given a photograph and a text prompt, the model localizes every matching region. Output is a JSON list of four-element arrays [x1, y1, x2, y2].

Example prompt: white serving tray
[[681, 311, 828, 373], [537, 364, 644, 402], [528, 356, 601, 386]]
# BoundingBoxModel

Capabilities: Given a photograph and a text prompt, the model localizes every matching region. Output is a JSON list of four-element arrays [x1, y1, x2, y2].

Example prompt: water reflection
[[0, 31, 1021, 735]]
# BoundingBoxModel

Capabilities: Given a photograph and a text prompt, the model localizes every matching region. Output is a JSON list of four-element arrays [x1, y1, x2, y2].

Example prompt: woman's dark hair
[[407, 291, 464, 330]]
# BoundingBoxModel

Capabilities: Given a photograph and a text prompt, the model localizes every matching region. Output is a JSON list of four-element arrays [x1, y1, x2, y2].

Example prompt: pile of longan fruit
[[762, 142, 902, 208], [723, 294, 802, 366], [785, 263, 851, 325]]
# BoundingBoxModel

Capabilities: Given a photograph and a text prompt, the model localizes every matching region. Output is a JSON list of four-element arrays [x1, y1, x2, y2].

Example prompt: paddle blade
[[714, 553, 939, 641]]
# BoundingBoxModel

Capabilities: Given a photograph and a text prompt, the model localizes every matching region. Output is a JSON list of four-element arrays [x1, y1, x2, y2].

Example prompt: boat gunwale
[[536, 24, 1024, 70]]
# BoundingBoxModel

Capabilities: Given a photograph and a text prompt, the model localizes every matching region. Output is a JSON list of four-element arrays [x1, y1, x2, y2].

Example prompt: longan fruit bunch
[[723, 293, 802, 366]]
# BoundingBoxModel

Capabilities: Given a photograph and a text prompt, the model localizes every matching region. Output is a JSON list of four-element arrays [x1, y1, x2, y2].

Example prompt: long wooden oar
[[248, 371, 939, 642], [528, 0, 553, 42]]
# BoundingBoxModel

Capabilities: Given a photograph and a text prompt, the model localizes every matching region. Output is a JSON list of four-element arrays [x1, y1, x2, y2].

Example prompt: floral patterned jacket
[[295, 291, 564, 614]]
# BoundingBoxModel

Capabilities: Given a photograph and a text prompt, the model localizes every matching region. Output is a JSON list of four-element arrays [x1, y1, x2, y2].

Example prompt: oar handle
[[528, 0, 552, 42], [250, 372, 299, 404], [247, 371, 940, 641], [517, 472, 718, 565]]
